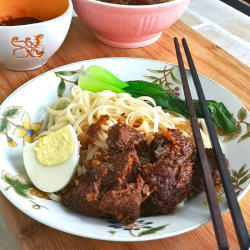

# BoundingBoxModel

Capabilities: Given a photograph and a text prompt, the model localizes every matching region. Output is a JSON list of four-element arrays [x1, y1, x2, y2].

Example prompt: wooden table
[[0, 18, 249, 250]]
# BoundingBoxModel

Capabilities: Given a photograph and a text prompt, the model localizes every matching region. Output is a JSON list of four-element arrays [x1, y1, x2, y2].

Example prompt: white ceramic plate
[[0, 58, 249, 241]]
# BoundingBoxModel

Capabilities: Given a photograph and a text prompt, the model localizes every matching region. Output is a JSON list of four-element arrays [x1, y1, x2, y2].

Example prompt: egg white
[[23, 125, 80, 193]]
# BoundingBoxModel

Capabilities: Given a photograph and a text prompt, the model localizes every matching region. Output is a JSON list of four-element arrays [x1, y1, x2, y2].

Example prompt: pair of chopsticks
[[173, 37, 249, 250]]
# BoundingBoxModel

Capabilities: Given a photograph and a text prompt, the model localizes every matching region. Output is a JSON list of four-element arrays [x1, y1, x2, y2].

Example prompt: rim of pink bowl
[[73, 0, 189, 9]]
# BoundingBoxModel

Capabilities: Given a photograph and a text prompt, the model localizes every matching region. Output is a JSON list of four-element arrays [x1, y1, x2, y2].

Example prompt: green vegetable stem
[[78, 65, 128, 93]]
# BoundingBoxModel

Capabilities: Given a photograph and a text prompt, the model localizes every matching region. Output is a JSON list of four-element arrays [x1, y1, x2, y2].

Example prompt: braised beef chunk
[[149, 133, 170, 161], [150, 129, 195, 161], [141, 159, 193, 214], [61, 171, 105, 217], [106, 123, 148, 155], [99, 176, 151, 224], [92, 149, 140, 187], [192, 148, 229, 193], [141, 129, 195, 214], [61, 148, 142, 221]]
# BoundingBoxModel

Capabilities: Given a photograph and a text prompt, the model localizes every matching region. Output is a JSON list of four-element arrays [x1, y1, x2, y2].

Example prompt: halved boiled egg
[[23, 124, 80, 193]]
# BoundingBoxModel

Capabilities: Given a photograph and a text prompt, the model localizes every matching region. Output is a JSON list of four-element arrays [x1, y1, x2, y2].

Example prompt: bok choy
[[78, 65, 236, 133]]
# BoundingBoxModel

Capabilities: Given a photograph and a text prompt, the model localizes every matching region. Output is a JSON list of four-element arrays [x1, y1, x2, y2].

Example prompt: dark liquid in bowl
[[98, 0, 171, 5], [0, 17, 42, 26]]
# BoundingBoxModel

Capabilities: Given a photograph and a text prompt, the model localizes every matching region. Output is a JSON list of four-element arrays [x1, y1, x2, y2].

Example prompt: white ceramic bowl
[[0, 0, 73, 71]]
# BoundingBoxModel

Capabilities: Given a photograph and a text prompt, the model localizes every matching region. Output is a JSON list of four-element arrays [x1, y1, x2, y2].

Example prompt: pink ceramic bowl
[[72, 0, 190, 48]]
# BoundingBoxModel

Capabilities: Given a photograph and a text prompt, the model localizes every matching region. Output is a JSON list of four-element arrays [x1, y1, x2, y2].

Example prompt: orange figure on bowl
[[0, 0, 73, 71]]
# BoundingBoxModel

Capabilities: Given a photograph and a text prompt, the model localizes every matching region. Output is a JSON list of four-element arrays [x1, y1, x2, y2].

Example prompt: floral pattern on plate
[[1, 170, 49, 201], [0, 106, 43, 147], [107, 219, 168, 237], [217, 107, 250, 143], [144, 65, 182, 96]]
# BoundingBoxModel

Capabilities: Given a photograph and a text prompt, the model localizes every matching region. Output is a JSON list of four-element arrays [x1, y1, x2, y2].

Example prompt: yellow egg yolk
[[34, 126, 75, 166]]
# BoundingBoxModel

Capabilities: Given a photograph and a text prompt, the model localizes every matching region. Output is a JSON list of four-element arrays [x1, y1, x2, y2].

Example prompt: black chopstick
[[180, 38, 249, 250], [174, 37, 229, 250]]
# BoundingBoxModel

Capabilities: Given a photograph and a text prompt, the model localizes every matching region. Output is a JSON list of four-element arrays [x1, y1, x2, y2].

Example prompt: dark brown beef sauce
[[0, 17, 42, 26], [62, 116, 227, 224]]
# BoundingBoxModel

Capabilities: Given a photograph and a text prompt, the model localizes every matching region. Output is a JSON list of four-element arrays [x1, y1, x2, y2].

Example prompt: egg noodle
[[38, 85, 211, 151]]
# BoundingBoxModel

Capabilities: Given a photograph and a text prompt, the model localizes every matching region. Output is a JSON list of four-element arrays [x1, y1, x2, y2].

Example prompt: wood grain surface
[[0, 18, 249, 250]]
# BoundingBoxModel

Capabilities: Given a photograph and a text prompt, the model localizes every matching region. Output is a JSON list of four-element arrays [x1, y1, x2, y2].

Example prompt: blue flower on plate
[[107, 219, 153, 230]]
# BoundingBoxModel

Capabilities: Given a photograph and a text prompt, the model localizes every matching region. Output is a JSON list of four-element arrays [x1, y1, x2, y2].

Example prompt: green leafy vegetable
[[124, 81, 189, 118], [126, 80, 164, 90], [206, 101, 236, 133], [77, 66, 236, 133], [193, 100, 237, 133]]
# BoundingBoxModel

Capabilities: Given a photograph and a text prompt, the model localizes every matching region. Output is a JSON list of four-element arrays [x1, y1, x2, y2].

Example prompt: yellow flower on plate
[[8, 139, 17, 147], [13, 112, 43, 143]]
